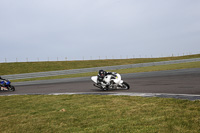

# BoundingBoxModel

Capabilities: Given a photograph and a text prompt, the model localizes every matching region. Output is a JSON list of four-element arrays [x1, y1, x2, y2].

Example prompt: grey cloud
[[0, 0, 200, 62]]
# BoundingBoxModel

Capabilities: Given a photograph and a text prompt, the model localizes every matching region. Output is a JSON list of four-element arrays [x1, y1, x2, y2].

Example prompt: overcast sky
[[0, 0, 200, 62]]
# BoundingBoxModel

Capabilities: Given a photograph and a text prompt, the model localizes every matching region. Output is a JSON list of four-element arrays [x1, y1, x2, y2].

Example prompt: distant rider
[[0, 76, 6, 87], [97, 70, 121, 85]]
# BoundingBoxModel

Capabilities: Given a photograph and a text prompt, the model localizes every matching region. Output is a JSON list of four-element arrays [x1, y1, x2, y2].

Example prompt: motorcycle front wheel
[[121, 82, 130, 89], [8, 85, 15, 91]]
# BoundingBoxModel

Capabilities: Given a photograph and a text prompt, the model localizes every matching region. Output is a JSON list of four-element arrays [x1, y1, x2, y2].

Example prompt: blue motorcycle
[[0, 77, 15, 91]]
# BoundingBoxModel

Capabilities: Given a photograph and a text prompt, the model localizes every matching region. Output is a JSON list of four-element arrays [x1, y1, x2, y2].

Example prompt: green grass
[[12, 61, 200, 82], [0, 95, 200, 133], [1, 54, 200, 75]]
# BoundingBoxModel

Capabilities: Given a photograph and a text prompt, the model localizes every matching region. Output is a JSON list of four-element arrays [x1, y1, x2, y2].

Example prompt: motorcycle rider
[[0, 76, 6, 87], [97, 70, 121, 86]]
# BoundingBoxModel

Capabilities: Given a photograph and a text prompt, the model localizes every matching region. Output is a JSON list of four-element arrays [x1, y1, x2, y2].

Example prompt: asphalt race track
[[1, 68, 200, 100]]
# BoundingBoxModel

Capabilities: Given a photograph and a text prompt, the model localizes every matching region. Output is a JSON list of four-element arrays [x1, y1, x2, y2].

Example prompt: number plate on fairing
[[0, 87, 8, 90]]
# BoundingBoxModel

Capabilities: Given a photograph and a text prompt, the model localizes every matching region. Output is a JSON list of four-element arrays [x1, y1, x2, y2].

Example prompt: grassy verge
[[1, 54, 200, 75], [12, 61, 200, 82], [0, 95, 200, 133]]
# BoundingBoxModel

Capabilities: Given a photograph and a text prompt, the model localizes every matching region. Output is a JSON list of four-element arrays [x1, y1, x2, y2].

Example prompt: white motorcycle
[[91, 74, 130, 90]]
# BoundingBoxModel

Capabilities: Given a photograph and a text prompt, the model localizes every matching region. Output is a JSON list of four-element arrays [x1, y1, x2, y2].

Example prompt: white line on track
[[1, 92, 200, 101]]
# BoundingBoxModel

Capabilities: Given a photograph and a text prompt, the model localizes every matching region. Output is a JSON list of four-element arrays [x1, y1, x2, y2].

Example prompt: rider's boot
[[101, 86, 107, 91]]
